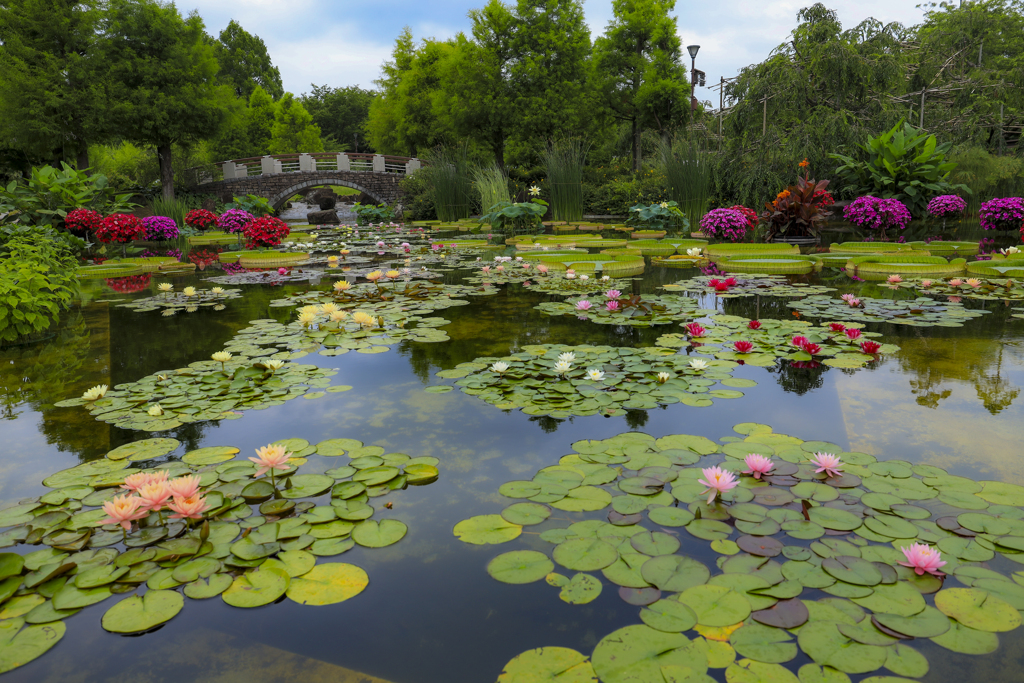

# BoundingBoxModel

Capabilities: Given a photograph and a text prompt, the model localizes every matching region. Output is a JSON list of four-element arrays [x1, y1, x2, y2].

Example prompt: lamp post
[[687, 44, 700, 111]]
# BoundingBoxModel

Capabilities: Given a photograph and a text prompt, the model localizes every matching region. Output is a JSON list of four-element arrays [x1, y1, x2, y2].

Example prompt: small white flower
[[689, 359, 709, 371], [82, 384, 108, 401], [660, 202, 669, 208], [528, 185, 541, 196], [580, 274, 589, 281], [687, 248, 702, 257], [212, 351, 232, 363], [586, 369, 605, 381], [491, 361, 509, 374], [554, 360, 573, 374], [264, 359, 285, 371], [601, 276, 610, 281], [558, 352, 576, 363], [657, 372, 671, 383]]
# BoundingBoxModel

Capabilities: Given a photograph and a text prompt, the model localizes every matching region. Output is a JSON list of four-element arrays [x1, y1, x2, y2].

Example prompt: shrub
[[142, 216, 179, 241], [0, 162, 136, 231], [95, 214, 145, 244], [728, 205, 759, 230], [243, 216, 290, 247], [760, 176, 834, 240], [978, 197, 1024, 231], [352, 203, 395, 226], [184, 209, 219, 231], [701, 208, 751, 242], [0, 231, 78, 343], [65, 209, 103, 235], [843, 196, 912, 238], [219, 209, 254, 234], [927, 195, 967, 218]]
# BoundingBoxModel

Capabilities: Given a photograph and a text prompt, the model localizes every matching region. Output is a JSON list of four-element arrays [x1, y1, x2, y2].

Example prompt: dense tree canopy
[[301, 84, 376, 152], [216, 19, 284, 101]]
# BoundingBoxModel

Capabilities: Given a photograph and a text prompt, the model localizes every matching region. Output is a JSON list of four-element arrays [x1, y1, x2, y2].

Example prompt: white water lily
[[491, 361, 509, 374], [689, 359, 709, 371], [660, 202, 669, 208], [558, 352, 576, 363], [82, 384, 108, 401], [657, 372, 671, 383], [586, 368, 605, 381], [580, 274, 589, 281], [553, 360, 573, 374], [687, 248, 702, 257], [528, 185, 541, 196], [211, 351, 232, 363], [211, 287, 225, 294], [264, 359, 285, 371], [147, 404, 164, 417], [602, 276, 610, 281]]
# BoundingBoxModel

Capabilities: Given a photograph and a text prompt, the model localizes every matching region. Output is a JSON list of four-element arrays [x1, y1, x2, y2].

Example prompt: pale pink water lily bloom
[[886, 274, 903, 283], [965, 278, 982, 288], [536, 265, 549, 274], [841, 294, 856, 303], [698, 466, 738, 505], [898, 543, 946, 576], [949, 278, 963, 286], [167, 494, 213, 521], [844, 328, 862, 341], [810, 452, 844, 478], [250, 444, 293, 478], [606, 300, 620, 311], [575, 300, 593, 311], [136, 480, 174, 513], [120, 470, 166, 493], [743, 454, 774, 479], [99, 494, 147, 531], [605, 289, 622, 300], [920, 279, 932, 288], [168, 475, 202, 500]]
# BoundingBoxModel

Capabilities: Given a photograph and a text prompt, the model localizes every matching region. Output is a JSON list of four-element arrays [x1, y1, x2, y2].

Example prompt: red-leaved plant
[[761, 176, 834, 239]]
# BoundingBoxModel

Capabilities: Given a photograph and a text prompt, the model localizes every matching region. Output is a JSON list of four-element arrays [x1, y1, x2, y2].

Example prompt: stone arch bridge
[[192, 152, 421, 210]]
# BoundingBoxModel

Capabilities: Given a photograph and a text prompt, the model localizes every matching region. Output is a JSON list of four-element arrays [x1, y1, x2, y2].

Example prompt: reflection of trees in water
[[528, 415, 563, 433], [624, 409, 649, 430]]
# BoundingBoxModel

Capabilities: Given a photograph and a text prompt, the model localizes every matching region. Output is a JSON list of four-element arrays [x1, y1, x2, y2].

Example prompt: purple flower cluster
[[219, 209, 255, 234], [142, 216, 179, 241], [699, 208, 750, 242], [927, 195, 967, 218], [979, 197, 1024, 231], [843, 196, 912, 234]]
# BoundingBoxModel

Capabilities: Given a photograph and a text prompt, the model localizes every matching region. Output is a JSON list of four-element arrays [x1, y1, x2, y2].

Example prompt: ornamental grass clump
[[979, 197, 1024, 231], [699, 208, 750, 242], [843, 196, 912, 239], [142, 216, 179, 241]]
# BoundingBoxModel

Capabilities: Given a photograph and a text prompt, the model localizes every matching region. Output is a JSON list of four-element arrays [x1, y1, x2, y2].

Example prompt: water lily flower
[[522, 263, 531, 270], [802, 343, 822, 355], [966, 278, 982, 288], [250, 444, 293, 480], [686, 323, 707, 337], [586, 368, 605, 381], [829, 323, 846, 332], [920, 279, 932, 288], [724, 278, 737, 286], [841, 294, 856, 303], [566, 273, 576, 279], [183, 286, 196, 296], [887, 274, 903, 283], [743, 454, 774, 479], [605, 289, 622, 300], [431, 244, 442, 251], [699, 466, 738, 505], [376, 241, 386, 248], [566, 269, 575, 276], [352, 311, 376, 327], [687, 248, 702, 257], [297, 311, 318, 326], [328, 255, 340, 262], [147, 404, 163, 417], [606, 301, 620, 311], [212, 351, 232, 364], [848, 297, 861, 307], [657, 372, 671, 383], [121, 471, 159, 493], [1001, 246, 1020, 255], [558, 352, 576, 363], [714, 282, 730, 292], [278, 267, 288, 275], [948, 295, 962, 303], [167, 494, 212, 522], [264, 359, 285, 371], [482, 266, 491, 273], [575, 300, 593, 311], [898, 543, 946, 576], [537, 265, 549, 274], [137, 480, 174, 513], [158, 283, 173, 292], [515, 256, 523, 262], [319, 303, 340, 315], [491, 361, 509, 374], [528, 185, 541, 196], [495, 265, 505, 272], [168, 475, 202, 500], [734, 341, 754, 353], [366, 270, 384, 282], [340, 249, 351, 256], [810, 452, 844, 478], [523, 281, 532, 286], [860, 340, 881, 354], [82, 384, 108, 401], [602, 276, 610, 281], [659, 202, 669, 208], [385, 270, 401, 279], [580, 274, 589, 281], [689, 359, 709, 371], [949, 278, 963, 286], [553, 360, 573, 374], [99, 494, 147, 533], [844, 328, 862, 341], [748, 320, 761, 330], [333, 280, 352, 291], [329, 311, 348, 323], [211, 287, 225, 295]]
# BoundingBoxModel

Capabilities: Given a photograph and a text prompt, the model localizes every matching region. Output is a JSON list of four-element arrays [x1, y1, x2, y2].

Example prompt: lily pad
[[488, 551, 555, 584], [0, 619, 66, 674], [101, 590, 183, 633], [591, 624, 708, 683], [678, 584, 752, 626], [497, 647, 597, 683], [286, 563, 368, 605], [453, 515, 522, 545], [554, 539, 619, 572], [934, 587, 1022, 632], [222, 566, 291, 608], [352, 519, 407, 548]]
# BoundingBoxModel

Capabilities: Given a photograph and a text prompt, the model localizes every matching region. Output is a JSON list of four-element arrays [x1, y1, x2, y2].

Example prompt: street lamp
[[686, 45, 704, 111]]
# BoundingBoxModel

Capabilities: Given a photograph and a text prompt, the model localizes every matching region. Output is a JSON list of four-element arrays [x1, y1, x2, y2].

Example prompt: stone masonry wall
[[194, 171, 405, 209]]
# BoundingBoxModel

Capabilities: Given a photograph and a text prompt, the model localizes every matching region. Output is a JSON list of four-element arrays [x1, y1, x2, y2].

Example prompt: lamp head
[[687, 44, 700, 60]]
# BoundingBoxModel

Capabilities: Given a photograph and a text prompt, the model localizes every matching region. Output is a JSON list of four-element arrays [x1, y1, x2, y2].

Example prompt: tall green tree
[[216, 19, 284, 101], [270, 93, 323, 153], [593, 0, 688, 171], [247, 86, 277, 154], [98, 0, 235, 199], [300, 85, 376, 152], [0, 0, 105, 169]]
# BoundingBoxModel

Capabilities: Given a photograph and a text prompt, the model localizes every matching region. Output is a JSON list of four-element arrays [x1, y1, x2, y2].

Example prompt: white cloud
[[271, 30, 394, 93]]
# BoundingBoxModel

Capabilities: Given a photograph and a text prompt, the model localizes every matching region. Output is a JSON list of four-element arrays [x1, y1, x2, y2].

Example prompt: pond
[[2, 224, 1024, 683]]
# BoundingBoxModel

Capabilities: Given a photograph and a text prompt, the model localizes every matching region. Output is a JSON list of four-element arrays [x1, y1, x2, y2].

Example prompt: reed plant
[[424, 144, 473, 222], [660, 139, 712, 230], [473, 164, 511, 214], [545, 138, 589, 222], [152, 195, 201, 227]]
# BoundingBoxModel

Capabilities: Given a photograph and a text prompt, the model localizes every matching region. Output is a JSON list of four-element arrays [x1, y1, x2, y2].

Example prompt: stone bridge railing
[[204, 152, 422, 182]]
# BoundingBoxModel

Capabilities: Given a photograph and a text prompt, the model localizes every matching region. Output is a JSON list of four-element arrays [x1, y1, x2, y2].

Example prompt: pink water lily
[[575, 300, 592, 311], [605, 289, 622, 300], [898, 543, 946, 576], [98, 494, 147, 532], [167, 494, 213, 521], [844, 328, 862, 340], [829, 323, 846, 332], [120, 470, 167, 493], [792, 336, 809, 347], [698, 466, 738, 505], [743, 454, 774, 479], [606, 300, 620, 311], [136, 480, 174, 513], [886, 274, 903, 283], [686, 322, 707, 337], [251, 444, 293, 479], [810, 452, 844, 478], [168, 475, 202, 500], [734, 341, 753, 353]]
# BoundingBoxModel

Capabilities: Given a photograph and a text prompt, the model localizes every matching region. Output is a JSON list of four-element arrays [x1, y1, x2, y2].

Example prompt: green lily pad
[[454, 515, 522, 545], [640, 599, 698, 632], [797, 621, 888, 674], [934, 587, 1022, 632], [101, 590, 183, 633], [52, 583, 111, 610], [851, 582, 926, 617], [726, 660, 800, 683], [553, 572, 603, 604], [873, 606, 950, 638], [280, 474, 334, 499], [678, 584, 751, 626], [106, 438, 181, 461], [488, 551, 554, 584], [501, 503, 551, 526], [352, 519, 407, 548], [183, 574, 233, 599], [821, 556, 882, 587], [591, 625, 707, 683], [730, 623, 797, 663], [497, 647, 597, 683], [930, 620, 999, 654], [222, 566, 291, 608], [286, 563, 368, 605], [0, 619, 66, 674], [182, 446, 240, 465], [553, 538, 618, 572]]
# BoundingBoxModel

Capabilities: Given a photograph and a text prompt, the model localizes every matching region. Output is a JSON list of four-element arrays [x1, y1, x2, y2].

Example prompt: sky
[[186, 0, 931, 103]]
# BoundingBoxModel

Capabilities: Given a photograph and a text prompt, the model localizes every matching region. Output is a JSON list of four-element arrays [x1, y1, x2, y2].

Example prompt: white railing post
[[405, 158, 421, 175], [337, 153, 351, 171], [261, 156, 277, 175], [222, 161, 237, 179], [372, 154, 386, 173], [299, 153, 315, 172], [274, 160, 283, 173]]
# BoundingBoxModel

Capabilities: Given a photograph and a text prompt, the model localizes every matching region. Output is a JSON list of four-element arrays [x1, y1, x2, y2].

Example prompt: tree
[[0, 0, 105, 169], [216, 19, 284, 101], [300, 85, 376, 152], [593, 0, 688, 171], [247, 86, 277, 154], [270, 93, 323, 153], [98, 0, 235, 199]]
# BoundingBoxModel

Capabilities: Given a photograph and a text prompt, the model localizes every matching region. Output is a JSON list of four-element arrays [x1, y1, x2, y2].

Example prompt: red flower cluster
[[185, 209, 219, 231], [812, 189, 835, 206], [707, 277, 738, 292], [95, 213, 145, 244], [104, 274, 152, 294], [728, 205, 759, 230], [243, 217, 290, 248], [65, 208, 103, 234]]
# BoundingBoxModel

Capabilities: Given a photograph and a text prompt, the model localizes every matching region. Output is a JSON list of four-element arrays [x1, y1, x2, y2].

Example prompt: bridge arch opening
[[267, 178, 387, 211]]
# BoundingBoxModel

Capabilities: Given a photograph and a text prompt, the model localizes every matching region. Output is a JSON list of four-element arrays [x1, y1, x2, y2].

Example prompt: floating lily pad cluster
[[788, 295, 990, 327], [655, 315, 900, 368], [908, 278, 1024, 301], [266, 312, 450, 357], [662, 275, 836, 299], [204, 269, 341, 286], [535, 294, 707, 327], [116, 287, 242, 314], [270, 282, 498, 317], [0, 436, 439, 674], [55, 357, 337, 432], [463, 264, 630, 295], [432, 345, 750, 417], [457, 425, 1024, 683]]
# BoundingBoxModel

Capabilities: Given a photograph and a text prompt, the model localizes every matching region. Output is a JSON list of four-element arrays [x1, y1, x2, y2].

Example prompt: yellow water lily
[[183, 286, 196, 296], [298, 311, 318, 325], [333, 280, 352, 291], [82, 384, 108, 401], [147, 404, 164, 417], [351, 311, 376, 327], [158, 283, 173, 292], [211, 352, 232, 363]]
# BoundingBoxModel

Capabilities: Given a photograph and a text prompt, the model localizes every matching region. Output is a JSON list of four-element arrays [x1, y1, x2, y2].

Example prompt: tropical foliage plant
[[0, 163, 135, 232], [759, 177, 833, 240], [627, 200, 687, 232], [352, 203, 396, 225], [0, 231, 78, 343], [479, 199, 548, 234]]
